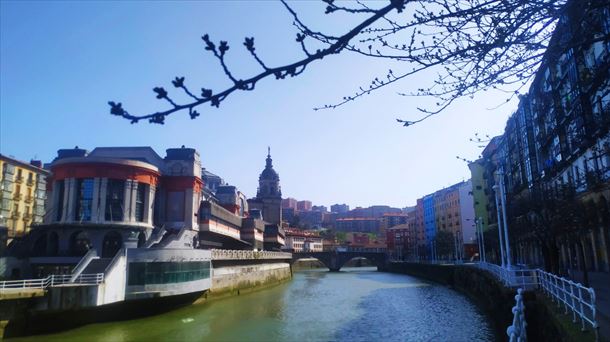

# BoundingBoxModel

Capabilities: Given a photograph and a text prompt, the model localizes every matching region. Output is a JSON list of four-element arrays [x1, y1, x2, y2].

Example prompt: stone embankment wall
[[387, 262, 595, 342], [202, 262, 292, 300]]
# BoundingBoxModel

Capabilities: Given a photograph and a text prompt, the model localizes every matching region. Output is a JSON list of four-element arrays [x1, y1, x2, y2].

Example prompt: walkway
[[570, 270, 610, 341]]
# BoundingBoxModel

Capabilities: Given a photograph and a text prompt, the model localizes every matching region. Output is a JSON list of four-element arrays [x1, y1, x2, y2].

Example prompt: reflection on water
[[10, 267, 495, 342]]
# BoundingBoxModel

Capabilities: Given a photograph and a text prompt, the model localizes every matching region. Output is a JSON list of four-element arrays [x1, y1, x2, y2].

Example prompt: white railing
[[0, 273, 104, 290], [475, 262, 599, 340], [538, 269, 598, 338], [70, 248, 99, 282], [507, 288, 527, 342], [477, 262, 538, 289], [211, 249, 292, 260]]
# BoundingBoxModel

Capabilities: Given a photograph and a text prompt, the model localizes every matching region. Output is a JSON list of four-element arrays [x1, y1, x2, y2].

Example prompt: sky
[[0, 0, 518, 209]]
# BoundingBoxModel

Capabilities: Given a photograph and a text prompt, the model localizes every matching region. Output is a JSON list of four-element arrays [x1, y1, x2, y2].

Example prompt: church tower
[[252, 147, 282, 225], [257, 147, 281, 199]]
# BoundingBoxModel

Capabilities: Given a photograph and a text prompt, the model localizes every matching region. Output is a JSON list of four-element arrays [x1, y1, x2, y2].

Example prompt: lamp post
[[475, 218, 483, 262], [493, 184, 506, 268], [479, 217, 487, 262], [496, 168, 512, 269]]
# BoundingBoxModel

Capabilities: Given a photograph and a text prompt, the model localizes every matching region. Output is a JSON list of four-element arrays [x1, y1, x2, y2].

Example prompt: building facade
[[0, 155, 49, 242], [471, 1, 610, 274]]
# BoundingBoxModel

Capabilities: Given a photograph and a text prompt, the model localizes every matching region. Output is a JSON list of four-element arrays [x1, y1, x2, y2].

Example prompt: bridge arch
[[291, 250, 387, 272]]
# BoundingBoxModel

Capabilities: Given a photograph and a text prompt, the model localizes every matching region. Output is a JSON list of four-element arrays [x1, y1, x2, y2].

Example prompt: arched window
[[70, 231, 91, 256], [48, 232, 59, 256], [32, 233, 47, 257], [102, 231, 123, 258]]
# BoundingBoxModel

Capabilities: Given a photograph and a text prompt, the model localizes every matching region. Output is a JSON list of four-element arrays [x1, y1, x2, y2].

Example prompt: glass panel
[[127, 261, 211, 286], [105, 179, 125, 221], [135, 183, 147, 222], [75, 178, 94, 221]]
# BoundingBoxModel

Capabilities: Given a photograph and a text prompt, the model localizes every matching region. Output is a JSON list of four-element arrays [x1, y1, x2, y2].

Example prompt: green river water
[[10, 267, 495, 341]]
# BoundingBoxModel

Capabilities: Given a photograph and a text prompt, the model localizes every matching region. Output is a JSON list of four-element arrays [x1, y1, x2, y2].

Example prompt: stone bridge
[[292, 248, 388, 271]]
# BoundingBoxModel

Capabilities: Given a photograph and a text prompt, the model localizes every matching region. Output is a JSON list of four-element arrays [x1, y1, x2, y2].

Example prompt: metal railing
[[477, 262, 538, 289], [0, 273, 104, 290], [538, 269, 598, 338], [507, 288, 527, 342], [70, 248, 99, 282], [211, 249, 292, 260], [475, 262, 599, 340]]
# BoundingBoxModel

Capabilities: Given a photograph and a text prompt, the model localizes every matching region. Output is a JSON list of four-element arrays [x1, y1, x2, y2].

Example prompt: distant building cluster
[[386, 181, 476, 262]]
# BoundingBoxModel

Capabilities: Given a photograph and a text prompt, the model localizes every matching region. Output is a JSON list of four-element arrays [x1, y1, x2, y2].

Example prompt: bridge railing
[[0, 273, 104, 291], [211, 249, 292, 260], [507, 288, 527, 342]]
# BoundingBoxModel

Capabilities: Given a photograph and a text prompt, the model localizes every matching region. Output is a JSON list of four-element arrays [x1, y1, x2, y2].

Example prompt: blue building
[[422, 194, 436, 257]]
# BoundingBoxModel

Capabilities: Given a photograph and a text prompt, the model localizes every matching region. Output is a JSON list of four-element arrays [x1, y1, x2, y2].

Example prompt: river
[[11, 267, 495, 341]]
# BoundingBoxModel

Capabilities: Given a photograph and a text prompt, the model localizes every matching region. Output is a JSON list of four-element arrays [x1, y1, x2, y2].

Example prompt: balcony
[[24, 195, 34, 203], [15, 176, 24, 184], [11, 211, 21, 219], [23, 212, 33, 220], [26, 179, 35, 187], [13, 193, 22, 201]]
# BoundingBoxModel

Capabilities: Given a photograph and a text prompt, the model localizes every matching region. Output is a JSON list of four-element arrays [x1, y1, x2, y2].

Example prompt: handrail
[[537, 269, 599, 339], [211, 249, 292, 260], [475, 262, 598, 340], [105, 247, 126, 273], [70, 248, 99, 282], [0, 273, 104, 291], [507, 288, 527, 342]]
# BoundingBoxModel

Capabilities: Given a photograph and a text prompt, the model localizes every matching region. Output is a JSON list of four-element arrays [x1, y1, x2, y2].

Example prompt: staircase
[[81, 258, 112, 274]]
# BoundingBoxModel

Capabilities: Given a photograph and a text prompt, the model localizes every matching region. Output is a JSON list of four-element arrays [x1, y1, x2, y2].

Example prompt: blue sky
[[0, 0, 516, 208]]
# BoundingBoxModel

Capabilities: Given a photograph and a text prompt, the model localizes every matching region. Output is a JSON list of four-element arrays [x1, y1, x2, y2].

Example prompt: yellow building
[[0, 154, 50, 242], [468, 159, 491, 232]]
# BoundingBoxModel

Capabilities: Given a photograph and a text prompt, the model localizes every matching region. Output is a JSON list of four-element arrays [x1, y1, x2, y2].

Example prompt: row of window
[[56, 178, 148, 223], [127, 261, 211, 286]]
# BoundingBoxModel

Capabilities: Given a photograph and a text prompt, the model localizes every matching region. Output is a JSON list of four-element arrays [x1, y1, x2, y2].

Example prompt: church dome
[[256, 147, 281, 198]]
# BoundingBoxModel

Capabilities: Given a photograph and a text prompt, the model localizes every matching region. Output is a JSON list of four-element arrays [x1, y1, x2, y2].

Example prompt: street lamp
[[496, 168, 512, 269], [492, 184, 506, 268], [477, 217, 487, 263]]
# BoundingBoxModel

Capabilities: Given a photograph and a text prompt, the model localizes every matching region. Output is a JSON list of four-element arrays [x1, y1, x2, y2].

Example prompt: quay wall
[[202, 261, 292, 300], [387, 262, 595, 342]]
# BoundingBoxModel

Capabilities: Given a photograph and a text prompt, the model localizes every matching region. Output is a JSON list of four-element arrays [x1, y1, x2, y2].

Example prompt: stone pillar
[[123, 179, 133, 223], [145, 185, 155, 226], [65, 178, 77, 223], [129, 181, 138, 222], [99, 178, 108, 222]]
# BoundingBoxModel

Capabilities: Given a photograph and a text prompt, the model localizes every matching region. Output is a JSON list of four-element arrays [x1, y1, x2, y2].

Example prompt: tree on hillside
[[108, 0, 610, 126]]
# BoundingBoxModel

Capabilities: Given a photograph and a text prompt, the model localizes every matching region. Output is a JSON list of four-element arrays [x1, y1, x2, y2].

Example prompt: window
[[127, 261, 211, 286], [135, 183, 147, 222], [105, 179, 125, 221], [56, 180, 65, 221], [75, 178, 94, 221]]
